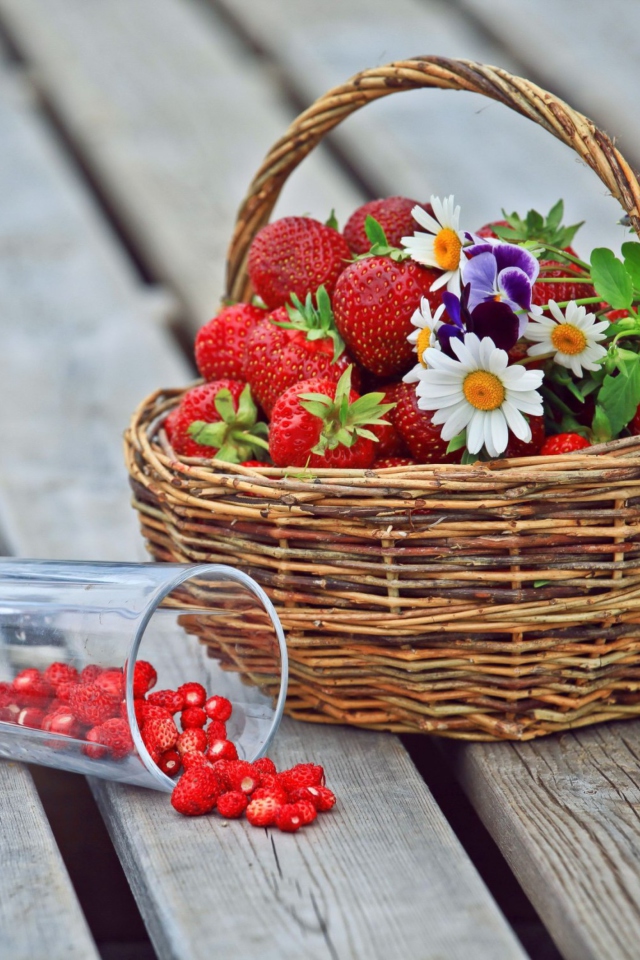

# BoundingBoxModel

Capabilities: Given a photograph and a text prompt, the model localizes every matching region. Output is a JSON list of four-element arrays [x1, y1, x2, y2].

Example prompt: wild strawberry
[[80, 665, 103, 684], [333, 257, 443, 377], [158, 749, 182, 777], [305, 785, 336, 811], [343, 198, 428, 255], [293, 799, 317, 825], [142, 716, 179, 754], [205, 720, 227, 743], [195, 303, 266, 381], [17, 707, 46, 729], [226, 760, 260, 795], [204, 695, 233, 723], [147, 689, 184, 713], [181, 706, 207, 730], [269, 367, 395, 469], [0, 703, 20, 723], [175, 727, 207, 755], [96, 669, 125, 700], [373, 456, 416, 468], [252, 757, 277, 777], [44, 710, 80, 739], [279, 763, 324, 792], [275, 803, 305, 833], [247, 216, 351, 310], [389, 382, 462, 464], [139, 702, 173, 724], [540, 433, 591, 455], [503, 415, 546, 458], [99, 718, 134, 760], [133, 661, 157, 698], [243, 289, 359, 418], [0, 682, 15, 710], [251, 784, 288, 806], [178, 682, 207, 708], [209, 758, 234, 790], [43, 662, 79, 691], [69, 682, 119, 726], [246, 796, 280, 827], [207, 739, 238, 762], [82, 728, 109, 760], [13, 668, 52, 705], [171, 766, 221, 816], [167, 381, 269, 463], [217, 790, 248, 819], [55, 680, 76, 702], [182, 751, 214, 772]]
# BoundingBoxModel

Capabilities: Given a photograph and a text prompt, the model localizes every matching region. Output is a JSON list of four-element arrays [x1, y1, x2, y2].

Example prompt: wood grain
[[452, 724, 640, 960], [0, 32, 525, 960]]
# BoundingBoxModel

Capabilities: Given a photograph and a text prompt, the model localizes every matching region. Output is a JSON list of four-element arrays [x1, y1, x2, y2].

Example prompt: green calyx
[[272, 285, 345, 362], [188, 384, 270, 463], [491, 200, 584, 262], [298, 365, 396, 457], [354, 215, 411, 263]]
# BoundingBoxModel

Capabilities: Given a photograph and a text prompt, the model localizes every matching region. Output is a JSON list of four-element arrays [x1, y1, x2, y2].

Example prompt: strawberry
[[138, 703, 173, 724], [204, 695, 233, 723], [275, 803, 305, 833], [333, 256, 443, 377], [246, 796, 280, 827], [205, 719, 227, 743], [80, 665, 103, 684], [208, 758, 234, 790], [83, 728, 109, 760], [269, 367, 395, 469], [252, 756, 277, 777], [532, 262, 596, 309], [17, 707, 46, 729], [373, 456, 416, 468], [217, 791, 248, 819], [158, 749, 182, 777], [247, 216, 351, 309], [96, 669, 125, 700], [182, 752, 215, 773], [343, 197, 430, 254], [142, 716, 179, 754], [278, 763, 324, 793], [305, 785, 336, 812], [147, 689, 184, 714], [243, 288, 358, 418], [133, 661, 157, 698], [540, 433, 591, 455], [43, 662, 79, 691], [167, 381, 269, 462], [180, 706, 207, 730], [207, 739, 238, 762], [13, 668, 52, 706], [251, 783, 288, 806], [292, 799, 317, 825], [178, 682, 207, 708], [98, 717, 134, 760], [502, 415, 546, 458], [176, 727, 208, 755], [171, 766, 221, 816], [43, 709, 80, 739], [69, 682, 119, 726], [368, 383, 411, 458], [389, 382, 463, 464], [195, 302, 266, 381], [226, 760, 260, 795]]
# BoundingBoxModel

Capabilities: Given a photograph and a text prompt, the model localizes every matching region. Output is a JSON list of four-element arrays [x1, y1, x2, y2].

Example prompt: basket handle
[[225, 56, 640, 302]]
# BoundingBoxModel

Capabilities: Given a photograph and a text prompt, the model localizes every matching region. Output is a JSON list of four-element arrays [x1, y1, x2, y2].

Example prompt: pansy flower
[[435, 284, 521, 358], [401, 196, 467, 293], [524, 300, 608, 376], [462, 242, 542, 334]]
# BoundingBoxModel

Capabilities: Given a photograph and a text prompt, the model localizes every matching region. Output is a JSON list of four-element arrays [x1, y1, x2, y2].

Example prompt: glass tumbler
[[0, 560, 288, 791]]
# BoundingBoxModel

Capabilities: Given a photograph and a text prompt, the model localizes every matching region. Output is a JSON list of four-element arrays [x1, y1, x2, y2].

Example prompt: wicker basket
[[125, 57, 640, 741]]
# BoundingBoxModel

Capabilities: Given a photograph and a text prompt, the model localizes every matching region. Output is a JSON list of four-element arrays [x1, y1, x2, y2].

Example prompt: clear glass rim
[[126, 563, 289, 792]]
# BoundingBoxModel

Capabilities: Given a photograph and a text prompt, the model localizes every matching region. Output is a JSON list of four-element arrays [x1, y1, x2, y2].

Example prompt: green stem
[[539, 243, 590, 270], [543, 296, 602, 309], [534, 276, 593, 283], [541, 385, 575, 417]]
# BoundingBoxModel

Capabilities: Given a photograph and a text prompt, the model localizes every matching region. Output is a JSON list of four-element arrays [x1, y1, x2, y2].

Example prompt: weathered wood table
[[1, 2, 639, 958]]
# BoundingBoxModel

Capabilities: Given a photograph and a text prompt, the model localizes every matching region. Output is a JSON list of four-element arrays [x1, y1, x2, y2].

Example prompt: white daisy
[[415, 333, 544, 458], [524, 300, 608, 377], [401, 195, 467, 294], [403, 298, 445, 384]]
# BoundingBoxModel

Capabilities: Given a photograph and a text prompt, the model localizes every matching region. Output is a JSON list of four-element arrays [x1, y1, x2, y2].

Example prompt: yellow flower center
[[463, 371, 506, 411], [433, 228, 462, 272], [416, 326, 432, 367], [550, 322, 587, 355]]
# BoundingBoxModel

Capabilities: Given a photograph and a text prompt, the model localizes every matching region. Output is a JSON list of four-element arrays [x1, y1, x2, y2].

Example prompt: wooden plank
[[0, 0, 366, 330], [207, 0, 628, 255], [450, 722, 640, 960], [0, 760, 100, 960], [0, 25, 526, 960]]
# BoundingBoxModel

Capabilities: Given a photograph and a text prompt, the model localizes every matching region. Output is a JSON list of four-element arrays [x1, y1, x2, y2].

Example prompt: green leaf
[[446, 432, 467, 454], [299, 399, 332, 419], [235, 384, 258, 427], [364, 215, 389, 249], [590, 248, 633, 309], [325, 209, 339, 230], [597, 366, 640, 436], [622, 241, 640, 289], [591, 405, 612, 443], [188, 420, 227, 448], [461, 449, 480, 465], [546, 199, 564, 233], [533, 580, 551, 588], [213, 388, 236, 424]]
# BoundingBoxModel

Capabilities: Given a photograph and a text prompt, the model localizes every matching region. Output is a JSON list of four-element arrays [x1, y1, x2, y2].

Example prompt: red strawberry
[[43, 662, 79, 691], [176, 727, 208, 755], [243, 290, 358, 418], [158, 749, 182, 777], [207, 739, 238, 762], [540, 433, 591, 455], [182, 752, 215, 773], [98, 717, 134, 760], [305, 785, 336, 812], [475, 219, 510, 239], [251, 783, 288, 806], [209, 758, 234, 790], [178, 682, 207, 708], [252, 757, 277, 778], [17, 707, 46, 729], [195, 303, 266, 381], [275, 803, 305, 833], [343, 198, 429, 254], [142, 716, 179, 754], [80, 665, 103, 684], [96, 669, 125, 700], [147, 689, 184, 714], [133, 661, 157, 698], [268, 368, 395, 469], [82, 728, 109, 760], [292, 799, 317, 825], [368, 383, 411, 459], [180, 706, 207, 730], [43, 709, 80, 739], [171, 766, 221, 816], [279, 763, 324, 793], [139, 703, 173, 724], [373, 456, 416, 468], [246, 795, 280, 827], [217, 790, 248, 819], [333, 257, 443, 377], [69, 682, 119, 726], [389, 382, 463, 464], [13, 668, 52, 705], [167, 381, 268, 462], [247, 216, 350, 309], [502, 415, 546, 458], [532, 262, 596, 308], [206, 720, 227, 743], [204, 695, 233, 723], [226, 760, 260, 795]]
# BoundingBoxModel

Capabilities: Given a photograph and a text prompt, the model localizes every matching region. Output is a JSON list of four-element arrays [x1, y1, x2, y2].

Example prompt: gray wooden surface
[[0, 5, 526, 959]]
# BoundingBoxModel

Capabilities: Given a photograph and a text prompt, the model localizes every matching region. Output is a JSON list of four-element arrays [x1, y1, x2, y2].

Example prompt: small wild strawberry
[[275, 803, 305, 833], [133, 661, 157, 698], [204, 695, 233, 723], [176, 727, 208, 756], [207, 739, 238, 762], [180, 706, 207, 730], [178, 682, 208, 708], [147, 689, 184, 714], [69, 683, 119, 726], [246, 795, 280, 827], [217, 791, 248, 819], [171, 767, 221, 816]]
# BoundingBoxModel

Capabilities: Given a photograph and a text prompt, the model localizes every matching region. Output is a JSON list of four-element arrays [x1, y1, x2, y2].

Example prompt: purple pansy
[[438, 284, 520, 356], [462, 243, 540, 335]]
